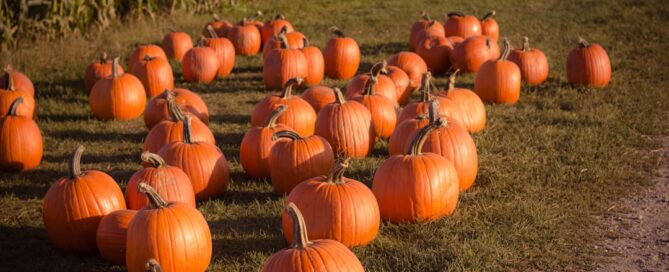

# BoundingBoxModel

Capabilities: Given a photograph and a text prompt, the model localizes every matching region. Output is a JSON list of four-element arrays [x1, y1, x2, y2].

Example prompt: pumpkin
[[89, 58, 146, 120], [345, 61, 398, 102], [447, 36, 465, 47], [0, 76, 35, 118], [268, 130, 334, 194], [228, 18, 262, 56], [396, 72, 459, 125], [144, 88, 209, 130], [350, 74, 399, 139], [480, 11, 499, 41], [145, 259, 163, 272], [372, 120, 460, 223], [42, 145, 125, 252], [263, 35, 308, 90], [323, 27, 360, 79], [451, 35, 500, 73], [315, 88, 374, 158], [182, 39, 220, 83], [251, 78, 316, 136], [203, 26, 236, 79], [282, 158, 380, 247], [444, 12, 482, 39], [508, 36, 549, 85], [96, 209, 137, 264], [262, 203, 365, 271], [125, 152, 195, 209], [474, 39, 521, 104], [301, 85, 337, 113], [262, 14, 295, 44], [126, 183, 212, 272], [132, 55, 174, 98], [240, 105, 294, 179], [388, 114, 429, 155], [413, 20, 446, 53], [262, 26, 301, 60], [161, 30, 193, 62], [158, 117, 229, 200], [84, 52, 124, 93], [202, 13, 233, 38], [0, 66, 34, 97], [0, 97, 42, 171], [566, 36, 611, 87], [301, 38, 325, 85], [387, 51, 428, 95], [128, 44, 168, 73], [144, 97, 215, 153], [383, 65, 411, 105], [416, 35, 455, 74], [410, 11, 445, 51], [435, 70, 486, 133], [247, 10, 265, 39]]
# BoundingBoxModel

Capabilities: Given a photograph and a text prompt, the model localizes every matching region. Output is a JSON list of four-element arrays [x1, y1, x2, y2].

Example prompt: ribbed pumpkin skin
[[315, 98, 374, 158], [451, 35, 500, 73], [397, 97, 458, 125], [385, 65, 411, 105], [89, 73, 146, 120], [0, 69, 34, 97], [301, 44, 325, 85], [410, 18, 431, 51], [263, 48, 308, 90], [474, 60, 521, 104], [567, 42, 611, 87], [345, 73, 398, 102], [128, 45, 167, 73], [261, 239, 364, 272], [387, 52, 428, 93], [202, 19, 233, 38], [143, 117, 215, 153], [480, 16, 499, 42], [323, 35, 360, 79], [301, 85, 336, 113], [417, 35, 455, 74], [251, 81, 316, 136], [411, 22, 446, 53], [268, 134, 334, 194], [509, 50, 549, 86], [203, 37, 236, 78], [262, 18, 294, 44], [444, 13, 482, 39], [96, 209, 137, 264], [240, 124, 293, 179], [125, 160, 195, 209], [84, 58, 124, 93], [351, 94, 398, 139], [388, 117, 429, 155], [0, 111, 43, 171], [228, 23, 262, 56], [144, 89, 209, 129], [132, 57, 174, 98], [182, 46, 219, 83], [0, 91, 34, 118], [159, 142, 229, 200], [161, 31, 193, 62], [126, 202, 212, 272], [437, 88, 486, 133], [262, 32, 302, 60]]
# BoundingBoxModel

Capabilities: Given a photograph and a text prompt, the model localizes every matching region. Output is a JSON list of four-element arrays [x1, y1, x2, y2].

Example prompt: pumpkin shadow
[[233, 66, 263, 74], [0, 168, 62, 199], [180, 81, 264, 94], [360, 41, 406, 55], [211, 114, 250, 126], [209, 214, 285, 261], [33, 78, 88, 102], [48, 129, 147, 143]]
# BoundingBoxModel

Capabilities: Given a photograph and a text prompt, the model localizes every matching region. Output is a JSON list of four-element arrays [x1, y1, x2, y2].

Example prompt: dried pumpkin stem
[[278, 34, 290, 49], [182, 116, 194, 144], [68, 144, 85, 178], [6, 96, 22, 115], [280, 78, 303, 99], [419, 72, 433, 102], [408, 122, 439, 155], [521, 36, 530, 51], [206, 25, 219, 38], [141, 152, 166, 168], [251, 10, 263, 20], [145, 258, 163, 272], [420, 10, 430, 21], [427, 99, 440, 123], [213, 13, 221, 21], [138, 182, 169, 209], [577, 36, 590, 48], [274, 14, 285, 20], [330, 26, 345, 38], [143, 55, 156, 62], [363, 76, 378, 96], [166, 96, 186, 121], [4, 70, 13, 91], [111, 57, 120, 77], [197, 37, 207, 47], [447, 69, 460, 91], [481, 10, 496, 20], [99, 52, 109, 64], [327, 157, 351, 185], [286, 202, 311, 249], [499, 38, 511, 61], [333, 87, 346, 104], [272, 130, 302, 141], [447, 11, 465, 17], [303, 37, 310, 48], [263, 105, 288, 128]]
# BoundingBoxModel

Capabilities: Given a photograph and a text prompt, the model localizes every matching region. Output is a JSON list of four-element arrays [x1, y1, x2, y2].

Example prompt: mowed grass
[[1, 0, 668, 271]]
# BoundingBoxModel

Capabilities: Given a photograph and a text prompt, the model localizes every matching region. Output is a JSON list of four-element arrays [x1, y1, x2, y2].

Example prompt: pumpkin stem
[[427, 99, 440, 123], [4, 69, 13, 91], [206, 25, 219, 38], [161, 89, 176, 100], [141, 152, 166, 168], [327, 157, 351, 185], [329, 26, 345, 38], [481, 10, 496, 20], [272, 130, 302, 141], [263, 105, 288, 128], [280, 78, 303, 98], [303, 37, 310, 48], [143, 55, 156, 62], [499, 38, 511, 61], [420, 10, 430, 21], [521, 36, 530, 51], [447, 69, 460, 91], [427, 20, 437, 29], [166, 96, 186, 121], [274, 14, 285, 20], [286, 202, 311, 249], [197, 37, 207, 47], [447, 11, 465, 18], [213, 13, 221, 21], [408, 119, 439, 156], [419, 72, 433, 102], [182, 116, 194, 144], [333, 87, 346, 104], [278, 33, 290, 49], [145, 258, 163, 272], [363, 76, 377, 96], [111, 57, 120, 78], [251, 10, 263, 20], [68, 144, 85, 178], [240, 17, 248, 25], [138, 182, 169, 209], [99, 52, 109, 64], [6, 96, 23, 116], [577, 36, 590, 48]]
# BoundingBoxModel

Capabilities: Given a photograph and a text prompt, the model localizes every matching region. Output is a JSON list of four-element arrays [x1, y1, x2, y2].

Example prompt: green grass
[[1, 0, 668, 271]]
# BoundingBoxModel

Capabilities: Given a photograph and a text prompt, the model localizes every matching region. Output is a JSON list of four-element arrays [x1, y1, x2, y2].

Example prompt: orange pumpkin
[[42, 145, 125, 252], [161, 30, 193, 62], [480, 10, 499, 41], [126, 183, 212, 272], [413, 20, 446, 53], [182, 39, 220, 83], [566, 36, 611, 87], [451, 35, 500, 73], [240, 105, 294, 179], [301, 85, 337, 113], [84, 52, 125, 93], [474, 39, 521, 104], [127, 44, 167, 73], [144, 88, 209, 130], [436, 70, 486, 133], [269, 130, 334, 194], [203, 26, 236, 79], [228, 18, 262, 56], [315, 88, 374, 158], [262, 203, 364, 271], [383, 65, 411, 105], [262, 26, 299, 60], [350, 74, 398, 139], [372, 121, 460, 223], [301, 38, 325, 85], [96, 209, 137, 265], [0, 76, 35, 118], [89, 58, 146, 120], [132, 55, 174, 98], [0, 97, 42, 171], [262, 14, 295, 44], [0, 66, 34, 97], [125, 152, 196, 209], [282, 158, 380, 247], [144, 97, 215, 153], [416, 35, 455, 74], [158, 117, 229, 200], [396, 72, 458, 125], [345, 61, 398, 102], [410, 11, 445, 51], [387, 51, 428, 95], [202, 14, 233, 38], [263, 35, 308, 90], [251, 78, 316, 136], [247, 10, 265, 41], [508, 36, 549, 85], [444, 12, 482, 39], [388, 115, 429, 155], [323, 27, 360, 79]]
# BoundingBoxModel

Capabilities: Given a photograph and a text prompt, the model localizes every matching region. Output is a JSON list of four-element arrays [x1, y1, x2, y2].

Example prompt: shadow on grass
[[360, 41, 406, 55], [48, 129, 146, 143], [211, 114, 249, 126], [210, 213, 284, 261]]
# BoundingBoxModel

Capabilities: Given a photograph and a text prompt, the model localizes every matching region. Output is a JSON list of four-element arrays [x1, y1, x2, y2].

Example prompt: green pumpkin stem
[[333, 87, 346, 104], [280, 78, 303, 98], [286, 202, 311, 249], [141, 152, 166, 168], [263, 105, 288, 128], [481, 10, 496, 20], [68, 144, 85, 178], [272, 130, 302, 141], [145, 258, 163, 272], [330, 26, 345, 38], [138, 182, 169, 209], [499, 38, 511, 61], [327, 157, 351, 185], [521, 36, 530, 51], [206, 25, 219, 38], [408, 121, 439, 156], [577, 36, 590, 48], [182, 116, 194, 144]]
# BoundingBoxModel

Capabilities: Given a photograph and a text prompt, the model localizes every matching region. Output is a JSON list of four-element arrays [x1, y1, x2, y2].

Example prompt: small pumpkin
[[144, 88, 209, 130], [228, 17, 262, 56], [247, 10, 265, 40], [251, 78, 316, 136], [132, 55, 174, 98], [161, 30, 193, 62], [144, 97, 215, 153], [89, 57, 146, 120], [350, 73, 399, 139], [301, 85, 337, 113], [345, 61, 398, 102], [84, 52, 125, 93], [240, 105, 294, 179], [0, 66, 34, 97], [96, 209, 137, 265], [182, 39, 220, 83], [203, 26, 236, 79], [301, 38, 325, 85], [451, 35, 500, 73], [387, 51, 428, 95], [388, 114, 429, 155], [0, 76, 35, 118], [566, 36, 611, 87], [508, 36, 549, 85], [42, 145, 125, 252], [0, 97, 42, 171], [125, 152, 196, 209], [474, 39, 521, 104], [444, 12, 482, 39], [202, 13, 233, 38], [396, 72, 458, 125], [416, 35, 455, 74], [127, 44, 168, 73], [480, 11, 499, 41], [261, 203, 365, 271], [409, 11, 433, 51], [323, 27, 360, 79], [435, 70, 486, 133], [269, 130, 334, 194], [262, 14, 295, 44], [383, 65, 411, 105], [263, 35, 308, 90]]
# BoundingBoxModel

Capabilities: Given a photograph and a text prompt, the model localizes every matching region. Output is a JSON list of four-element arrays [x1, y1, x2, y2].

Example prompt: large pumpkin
[[126, 183, 212, 272], [262, 14, 295, 44], [345, 61, 398, 102], [444, 12, 482, 39], [566, 36, 611, 87], [301, 85, 337, 113], [315, 88, 374, 158], [182, 40, 220, 83], [202, 14, 233, 38], [269, 130, 334, 194], [451, 35, 500, 73], [89, 57, 147, 120], [480, 11, 499, 41], [240, 105, 294, 179], [132, 55, 174, 98], [387, 51, 428, 97], [508, 36, 549, 85], [203, 26, 236, 79], [158, 117, 229, 200], [435, 70, 486, 133], [411, 19, 446, 53], [144, 88, 209, 130], [388, 114, 429, 155], [84, 52, 124, 93], [0, 76, 35, 118], [0, 66, 34, 97], [383, 65, 411, 105], [350, 74, 399, 139], [96, 209, 137, 265], [0, 97, 42, 171], [127, 44, 167, 73], [228, 18, 262, 56], [416, 35, 455, 74], [474, 39, 521, 104], [263, 35, 308, 90], [42, 145, 125, 252], [161, 30, 193, 62], [282, 158, 380, 247], [323, 27, 360, 79], [144, 98, 215, 153], [125, 152, 196, 209], [251, 78, 316, 136], [301, 38, 325, 85], [396, 72, 459, 125]]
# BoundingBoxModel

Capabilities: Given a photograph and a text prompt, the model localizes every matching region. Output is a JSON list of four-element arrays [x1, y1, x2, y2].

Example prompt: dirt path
[[596, 135, 669, 271]]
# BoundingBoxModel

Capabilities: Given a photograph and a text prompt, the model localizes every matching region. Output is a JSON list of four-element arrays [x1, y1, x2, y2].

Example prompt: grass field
[[1, 0, 668, 271]]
